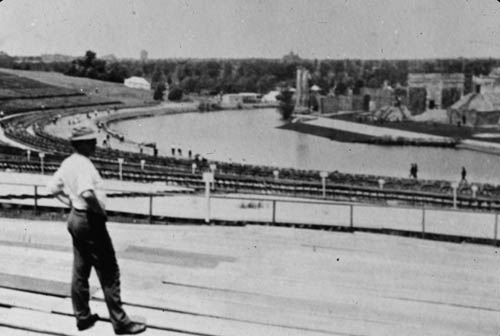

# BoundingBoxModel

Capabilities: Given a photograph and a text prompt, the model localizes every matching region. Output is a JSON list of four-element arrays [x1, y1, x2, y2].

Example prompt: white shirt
[[47, 153, 107, 210]]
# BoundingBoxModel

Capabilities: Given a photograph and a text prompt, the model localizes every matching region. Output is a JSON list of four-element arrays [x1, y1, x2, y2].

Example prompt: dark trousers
[[67, 209, 131, 330]]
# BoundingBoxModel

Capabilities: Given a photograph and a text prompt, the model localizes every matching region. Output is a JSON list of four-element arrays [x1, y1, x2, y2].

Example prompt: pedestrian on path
[[47, 126, 146, 335], [461, 166, 467, 183], [409, 163, 418, 179]]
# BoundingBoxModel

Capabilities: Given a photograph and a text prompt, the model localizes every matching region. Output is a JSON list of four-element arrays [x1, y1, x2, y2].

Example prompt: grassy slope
[[0, 68, 157, 106]]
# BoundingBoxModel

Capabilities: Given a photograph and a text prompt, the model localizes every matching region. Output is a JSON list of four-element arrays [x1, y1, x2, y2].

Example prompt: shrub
[[168, 87, 183, 101]]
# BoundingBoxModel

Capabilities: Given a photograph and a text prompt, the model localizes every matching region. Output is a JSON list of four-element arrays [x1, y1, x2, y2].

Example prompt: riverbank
[[279, 119, 458, 147], [280, 113, 500, 154]]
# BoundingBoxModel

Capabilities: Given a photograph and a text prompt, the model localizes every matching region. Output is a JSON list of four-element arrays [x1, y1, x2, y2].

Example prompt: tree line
[[2, 50, 500, 97]]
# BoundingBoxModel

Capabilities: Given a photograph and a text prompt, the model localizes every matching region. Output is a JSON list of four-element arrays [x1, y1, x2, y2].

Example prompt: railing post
[[421, 207, 426, 238], [203, 173, 213, 224], [272, 200, 276, 224], [349, 204, 354, 231], [34, 185, 38, 215], [494, 213, 498, 245], [148, 193, 153, 224]]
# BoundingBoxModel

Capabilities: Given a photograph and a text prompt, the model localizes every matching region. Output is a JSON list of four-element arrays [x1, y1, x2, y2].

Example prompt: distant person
[[171, 144, 175, 156], [47, 126, 146, 335], [409, 163, 418, 179], [409, 164, 415, 179], [461, 166, 467, 182]]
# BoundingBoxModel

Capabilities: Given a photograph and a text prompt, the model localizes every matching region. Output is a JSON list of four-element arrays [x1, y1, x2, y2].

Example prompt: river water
[[110, 108, 500, 184]]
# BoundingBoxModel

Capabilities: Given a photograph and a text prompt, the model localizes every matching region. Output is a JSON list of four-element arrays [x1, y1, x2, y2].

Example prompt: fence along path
[[0, 218, 499, 335], [1, 175, 500, 243]]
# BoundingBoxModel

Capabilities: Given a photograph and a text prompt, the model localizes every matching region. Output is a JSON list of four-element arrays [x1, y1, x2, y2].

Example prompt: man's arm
[[53, 191, 72, 207], [81, 190, 107, 219], [47, 172, 72, 207]]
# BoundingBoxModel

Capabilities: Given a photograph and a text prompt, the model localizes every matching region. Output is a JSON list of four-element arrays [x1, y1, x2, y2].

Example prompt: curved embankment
[[81, 105, 500, 199], [96, 102, 198, 147], [27, 102, 500, 201]]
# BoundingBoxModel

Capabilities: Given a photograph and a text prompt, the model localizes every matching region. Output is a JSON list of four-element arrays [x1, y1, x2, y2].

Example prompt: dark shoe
[[77, 314, 100, 331], [115, 322, 147, 335]]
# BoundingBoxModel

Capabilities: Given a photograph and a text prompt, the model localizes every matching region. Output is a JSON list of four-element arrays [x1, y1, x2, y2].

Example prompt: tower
[[295, 67, 311, 111], [140, 50, 148, 63]]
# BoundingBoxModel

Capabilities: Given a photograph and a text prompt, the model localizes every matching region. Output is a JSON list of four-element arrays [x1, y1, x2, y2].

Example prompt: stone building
[[407, 73, 464, 114]]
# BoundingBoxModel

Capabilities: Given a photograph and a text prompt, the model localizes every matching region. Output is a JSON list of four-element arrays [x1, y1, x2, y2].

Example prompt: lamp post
[[118, 158, 124, 181], [471, 185, 478, 198], [209, 163, 217, 190], [39, 152, 45, 175], [320, 171, 328, 199], [378, 178, 385, 190], [451, 181, 459, 209]]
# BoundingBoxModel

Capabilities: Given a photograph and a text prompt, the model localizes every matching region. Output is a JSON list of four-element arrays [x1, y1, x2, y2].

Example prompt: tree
[[334, 81, 348, 95], [180, 76, 198, 93], [106, 62, 129, 83], [83, 50, 96, 68], [153, 82, 166, 101], [151, 64, 166, 89], [168, 87, 183, 101], [276, 89, 294, 120], [256, 75, 277, 93]]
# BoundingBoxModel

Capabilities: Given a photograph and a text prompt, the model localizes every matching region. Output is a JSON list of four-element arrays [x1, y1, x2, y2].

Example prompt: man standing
[[47, 126, 146, 335]]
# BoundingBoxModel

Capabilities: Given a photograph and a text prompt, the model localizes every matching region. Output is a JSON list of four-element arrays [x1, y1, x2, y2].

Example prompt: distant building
[[282, 51, 301, 63], [40, 54, 75, 62], [140, 50, 148, 63], [471, 67, 500, 94], [448, 90, 500, 126], [319, 82, 403, 114], [373, 105, 412, 122], [407, 73, 465, 114], [13, 56, 42, 64], [261, 90, 280, 104], [124, 76, 151, 90], [221, 93, 262, 108]]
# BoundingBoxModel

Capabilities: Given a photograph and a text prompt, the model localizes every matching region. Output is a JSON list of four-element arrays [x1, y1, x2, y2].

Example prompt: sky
[[1, 0, 500, 60]]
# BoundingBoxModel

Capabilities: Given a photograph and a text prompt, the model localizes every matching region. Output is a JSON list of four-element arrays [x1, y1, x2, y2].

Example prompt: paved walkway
[[0, 217, 499, 335]]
